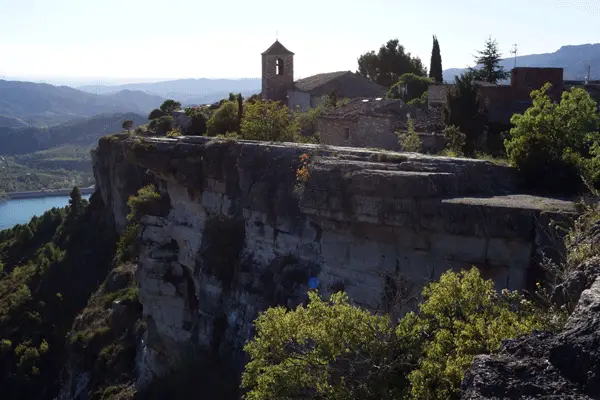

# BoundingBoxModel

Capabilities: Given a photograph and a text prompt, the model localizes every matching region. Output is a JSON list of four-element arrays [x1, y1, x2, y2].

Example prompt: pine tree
[[429, 35, 443, 82], [470, 36, 510, 84], [68, 186, 84, 219]]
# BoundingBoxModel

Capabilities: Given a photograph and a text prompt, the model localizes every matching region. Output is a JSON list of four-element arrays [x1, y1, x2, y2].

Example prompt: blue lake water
[[0, 195, 92, 231]]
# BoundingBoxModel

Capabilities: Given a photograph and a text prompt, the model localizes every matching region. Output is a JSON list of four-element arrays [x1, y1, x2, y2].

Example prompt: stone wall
[[287, 89, 311, 111], [428, 83, 451, 108], [94, 135, 577, 389], [318, 116, 446, 154]]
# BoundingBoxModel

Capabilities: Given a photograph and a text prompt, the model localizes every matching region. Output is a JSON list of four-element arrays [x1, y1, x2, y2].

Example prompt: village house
[[427, 67, 564, 126], [316, 98, 445, 153], [261, 40, 387, 111]]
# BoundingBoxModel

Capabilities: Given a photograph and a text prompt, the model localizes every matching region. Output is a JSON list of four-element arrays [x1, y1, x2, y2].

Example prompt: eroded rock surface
[[93, 134, 578, 390], [462, 277, 600, 399]]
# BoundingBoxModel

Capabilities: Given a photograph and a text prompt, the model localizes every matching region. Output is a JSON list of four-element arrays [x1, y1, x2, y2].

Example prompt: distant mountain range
[[79, 78, 262, 106], [0, 79, 164, 126], [442, 43, 600, 83]]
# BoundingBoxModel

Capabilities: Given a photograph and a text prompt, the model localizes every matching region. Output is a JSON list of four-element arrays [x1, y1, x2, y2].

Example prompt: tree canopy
[[387, 73, 433, 102], [240, 100, 298, 142], [505, 83, 600, 193], [358, 39, 427, 87], [470, 37, 510, 84], [429, 35, 443, 82]]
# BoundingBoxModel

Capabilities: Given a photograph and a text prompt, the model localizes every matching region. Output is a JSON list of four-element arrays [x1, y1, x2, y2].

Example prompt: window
[[275, 58, 284, 76], [344, 127, 350, 140]]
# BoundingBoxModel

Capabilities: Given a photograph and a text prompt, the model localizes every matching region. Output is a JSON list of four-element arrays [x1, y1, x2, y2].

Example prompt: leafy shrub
[[397, 119, 421, 152], [242, 291, 406, 400], [166, 128, 182, 138], [206, 101, 238, 137], [240, 100, 298, 142], [406, 91, 428, 109], [387, 73, 433, 102], [154, 116, 174, 136], [398, 268, 565, 399], [184, 107, 209, 136], [505, 83, 600, 194], [243, 268, 566, 400], [444, 124, 467, 156]]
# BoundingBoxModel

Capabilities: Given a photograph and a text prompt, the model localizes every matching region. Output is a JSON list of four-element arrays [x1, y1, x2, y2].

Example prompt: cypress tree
[[429, 35, 443, 82]]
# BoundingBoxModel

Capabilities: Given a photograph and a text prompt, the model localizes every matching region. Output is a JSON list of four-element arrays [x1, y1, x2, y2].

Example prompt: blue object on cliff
[[308, 277, 319, 289]]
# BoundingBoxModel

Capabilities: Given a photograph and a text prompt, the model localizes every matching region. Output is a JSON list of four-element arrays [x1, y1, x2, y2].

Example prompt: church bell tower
[[261, 40, 294, 103]]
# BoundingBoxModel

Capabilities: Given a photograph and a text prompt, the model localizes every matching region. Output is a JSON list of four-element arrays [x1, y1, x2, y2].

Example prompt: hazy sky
[[0, 0, 599, 85]]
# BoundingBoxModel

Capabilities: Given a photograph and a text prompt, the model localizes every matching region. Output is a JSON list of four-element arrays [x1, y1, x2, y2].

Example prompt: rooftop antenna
[[510, 44, 518, 68]]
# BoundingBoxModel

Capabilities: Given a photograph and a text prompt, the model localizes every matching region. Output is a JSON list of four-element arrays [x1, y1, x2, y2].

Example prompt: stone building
[[427, 67, 564, 126], [261, 40, 386, 111], [317, 98, 445, 153]]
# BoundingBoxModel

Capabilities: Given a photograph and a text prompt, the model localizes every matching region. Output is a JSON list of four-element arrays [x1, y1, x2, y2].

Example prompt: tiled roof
[[261, 40, 294, 56], [293, 71, 387, 98], [319, 97, 444, 133]]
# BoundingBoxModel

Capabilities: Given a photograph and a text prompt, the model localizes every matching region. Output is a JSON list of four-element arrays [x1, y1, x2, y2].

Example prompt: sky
[[0, 0, 599, 85]]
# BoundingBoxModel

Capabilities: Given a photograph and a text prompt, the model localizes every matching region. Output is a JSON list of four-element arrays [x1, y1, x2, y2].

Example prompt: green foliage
[[470, 36, 510, 84], [184, 106, 209, 136], [243, 268, 566, 400], [443, 72, 484, 156], [0, 192, 118, 400], [397, 119, 421, 152], [148, 108, 163, 120], [166, 128, 182, 138], [429, 35, 443, 82], [206, 101, 239, 137], [399, 268, 566, 399], [154, 116, 174, 136], [159, 99, 182, 114], [387, 73, 433, 102], [242, 291, 406, 400], [406, 91, 428, 109], [443, 125, 467, 156], [358, 39, 427, 87], [125, 185, 162, 223], [240, 100, 298, 142], [121, 120, 133, 133], [505, 83, 600, 194]]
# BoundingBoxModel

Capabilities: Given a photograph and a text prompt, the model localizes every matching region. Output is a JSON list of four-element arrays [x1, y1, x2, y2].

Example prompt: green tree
[[68, 186, 84, 219], [358, 39, 427, 87], [505, 83, 600, 193], [240, 100, 298, 142], [237, 93, 244, 132], [443, 72, 485, 156], [121, 120, 134, 133], [470, 36, 510, 84], [397, 119, 421, 152], [184, 107, 209, 136], [159, 99, 182, 114], [154, 116, 174, 136], [242, 291, 407, 400], [429, 35, 443, 82], [443, 125, 467, 156], [399, 268, 564, 400], [206, 101, 239, 136], [148, 109, 164, 120], [387, 73, 433, 101]]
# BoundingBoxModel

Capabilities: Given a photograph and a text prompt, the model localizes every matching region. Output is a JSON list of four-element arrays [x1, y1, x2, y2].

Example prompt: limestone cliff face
[[93, 134, 577, 390]]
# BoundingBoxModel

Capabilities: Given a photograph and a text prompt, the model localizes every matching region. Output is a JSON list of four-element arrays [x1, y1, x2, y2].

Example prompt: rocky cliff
[[91, 134, 578, 392]]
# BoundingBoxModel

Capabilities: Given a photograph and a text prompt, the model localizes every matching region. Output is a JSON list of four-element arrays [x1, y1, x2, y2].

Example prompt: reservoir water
[[0, 194, 92, 231]]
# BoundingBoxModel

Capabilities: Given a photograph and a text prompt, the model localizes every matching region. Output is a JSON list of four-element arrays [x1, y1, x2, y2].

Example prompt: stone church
[[261, 40, 387, 111]]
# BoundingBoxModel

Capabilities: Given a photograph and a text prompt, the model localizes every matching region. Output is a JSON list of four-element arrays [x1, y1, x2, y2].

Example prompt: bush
[[184, 107, 209, 136], [166, 129, 182, 138], [243, 267, 566, 400], [206, 101, 238, 137], [444, 125, 467, 156], [505, 83, 600, 194], [154, 116, 174, 136], [240, 100, 298, 142], [397, 119, 421, 152], [387, 73, 433, 102], [398, 268, 565, 400], [242, 291, 406, 400]]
